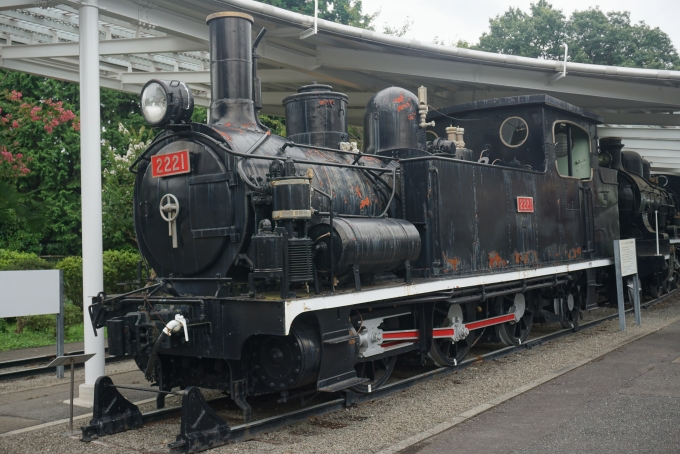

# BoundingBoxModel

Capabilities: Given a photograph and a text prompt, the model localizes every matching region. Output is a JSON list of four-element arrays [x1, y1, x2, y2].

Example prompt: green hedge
[[0, 248, 142, 309], [0, 250, 51, 270], [19, 302, 82, 335], [56, 250, 142, 308]]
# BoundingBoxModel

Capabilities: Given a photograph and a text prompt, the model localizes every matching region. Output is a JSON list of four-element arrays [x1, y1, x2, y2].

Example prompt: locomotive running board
[[283, 259, 615, 334]]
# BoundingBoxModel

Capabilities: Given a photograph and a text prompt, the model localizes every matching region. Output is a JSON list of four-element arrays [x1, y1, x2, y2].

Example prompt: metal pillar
[[56, 269, 65, 379], [79, 0, 105, 399]]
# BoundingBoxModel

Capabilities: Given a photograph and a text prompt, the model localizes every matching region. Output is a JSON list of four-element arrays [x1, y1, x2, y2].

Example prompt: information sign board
[[618, 239, 637, 276], [0, 270, 61, 318]]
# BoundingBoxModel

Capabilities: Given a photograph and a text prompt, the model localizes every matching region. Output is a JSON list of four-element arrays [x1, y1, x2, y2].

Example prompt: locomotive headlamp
[[140, 79, 194, 127]]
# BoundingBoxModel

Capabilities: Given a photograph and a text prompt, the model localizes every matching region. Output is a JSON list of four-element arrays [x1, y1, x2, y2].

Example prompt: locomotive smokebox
[[206, 12, 257, 126], [364, 87, 421, 154], [283, 85, 349, 149]]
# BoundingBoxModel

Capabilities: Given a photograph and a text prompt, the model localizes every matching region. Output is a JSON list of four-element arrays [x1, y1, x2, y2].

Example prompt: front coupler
[[81, 376, 232, 454]]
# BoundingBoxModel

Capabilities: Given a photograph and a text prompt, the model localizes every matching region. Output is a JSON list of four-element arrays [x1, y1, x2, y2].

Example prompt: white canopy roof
[[2, 0, 680, 169]]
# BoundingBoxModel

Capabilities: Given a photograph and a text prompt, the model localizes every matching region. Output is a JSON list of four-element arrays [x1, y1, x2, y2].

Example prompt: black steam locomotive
[[88, 12, 679, 428]]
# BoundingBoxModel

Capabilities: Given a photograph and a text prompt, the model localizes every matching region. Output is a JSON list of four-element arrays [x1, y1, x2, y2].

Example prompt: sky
[[361, 0, 680, 50]]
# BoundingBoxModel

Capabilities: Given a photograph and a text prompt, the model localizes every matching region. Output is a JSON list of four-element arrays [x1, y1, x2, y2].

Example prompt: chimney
[[206, 12, 258, 126]]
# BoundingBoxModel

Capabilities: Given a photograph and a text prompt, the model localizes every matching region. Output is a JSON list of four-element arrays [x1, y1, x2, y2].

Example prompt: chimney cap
[[206, 11, 254, 24]]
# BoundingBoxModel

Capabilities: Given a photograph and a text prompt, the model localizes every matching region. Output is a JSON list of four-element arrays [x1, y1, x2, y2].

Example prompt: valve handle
[[175, 314, 189, 342], [159, 194, 179, 222]]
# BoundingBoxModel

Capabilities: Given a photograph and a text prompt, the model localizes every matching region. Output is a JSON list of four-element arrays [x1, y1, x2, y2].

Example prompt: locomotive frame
[[85, 11, 680, 449]]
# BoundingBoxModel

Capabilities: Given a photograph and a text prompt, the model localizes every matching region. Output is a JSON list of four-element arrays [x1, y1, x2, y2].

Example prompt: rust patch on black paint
[[215, 130, 233, 142], [407, 111, 417, 121], [567, 247, 582, 259], [446, 256, 461, 270], [488, 251, 507, 268], [512, 250, 539, 265], [392, 93, 413, 112], [319, 99, 335, 106], [359, 196, 371, 209]]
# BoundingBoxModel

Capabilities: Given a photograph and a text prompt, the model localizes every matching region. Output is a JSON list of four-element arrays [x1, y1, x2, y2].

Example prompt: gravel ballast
[[1, 295, 679, 454]]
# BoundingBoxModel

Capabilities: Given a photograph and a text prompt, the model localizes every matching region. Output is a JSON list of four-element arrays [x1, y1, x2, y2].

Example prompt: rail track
[[79, 290, 678, 453], [0, 348, 126, 381]]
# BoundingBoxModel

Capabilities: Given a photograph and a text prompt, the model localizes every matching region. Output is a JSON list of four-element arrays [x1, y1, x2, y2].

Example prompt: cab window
[[555, 122, 591, 179]]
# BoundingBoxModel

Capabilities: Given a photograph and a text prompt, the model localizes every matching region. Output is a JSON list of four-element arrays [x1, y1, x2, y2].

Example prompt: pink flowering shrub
[[0, 90, 79, 181], [0, 147, 31, 179]]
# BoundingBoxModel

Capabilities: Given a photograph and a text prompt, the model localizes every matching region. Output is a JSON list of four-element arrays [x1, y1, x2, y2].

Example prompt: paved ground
[[0, 368, 149, 434], [401, 318, 680, 454]]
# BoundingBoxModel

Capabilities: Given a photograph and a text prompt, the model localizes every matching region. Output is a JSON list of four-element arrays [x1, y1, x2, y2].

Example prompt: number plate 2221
[[151, 150, 190, 178]]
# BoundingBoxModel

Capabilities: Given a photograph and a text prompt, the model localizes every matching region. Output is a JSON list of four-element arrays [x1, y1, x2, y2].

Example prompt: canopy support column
[[78, 0, 105, 405]]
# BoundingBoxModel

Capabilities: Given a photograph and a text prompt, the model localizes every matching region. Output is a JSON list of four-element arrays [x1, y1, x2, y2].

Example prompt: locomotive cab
[[392, 94, 620, 279]]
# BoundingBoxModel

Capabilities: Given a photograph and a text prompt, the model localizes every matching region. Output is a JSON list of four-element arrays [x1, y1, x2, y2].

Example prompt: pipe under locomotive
[[89, 11, 680, 420]]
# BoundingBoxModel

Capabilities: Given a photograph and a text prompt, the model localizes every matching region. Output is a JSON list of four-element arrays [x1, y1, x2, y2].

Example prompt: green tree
[[473, 1, 680, 69], [0, 87, 78, 254], [383, 17, 413, 37], [569, 9, 678, 69], [101, 124, 151, 251], [477, 0, 567, 60], [257, 0, 377, 29], [0, 71, 158, 255]]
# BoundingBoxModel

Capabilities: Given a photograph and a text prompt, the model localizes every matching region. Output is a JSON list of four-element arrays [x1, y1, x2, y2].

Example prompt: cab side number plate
[[517, 196, 534, 213], [151, 150, 190, 178]]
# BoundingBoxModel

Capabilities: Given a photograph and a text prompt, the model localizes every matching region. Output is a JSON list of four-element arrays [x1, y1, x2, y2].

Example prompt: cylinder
[[206, 12, 257, 125], [272, 177, 312, 220], [599, 137, 624, 170], [310, 217, 421, 276], [283, 85, 349, 149], [364, 87, 420, 154]]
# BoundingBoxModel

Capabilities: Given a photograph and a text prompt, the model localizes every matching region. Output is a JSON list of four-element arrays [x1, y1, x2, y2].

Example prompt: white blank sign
[[0, 270, 62, 318], [618, 239, 638, 277]]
